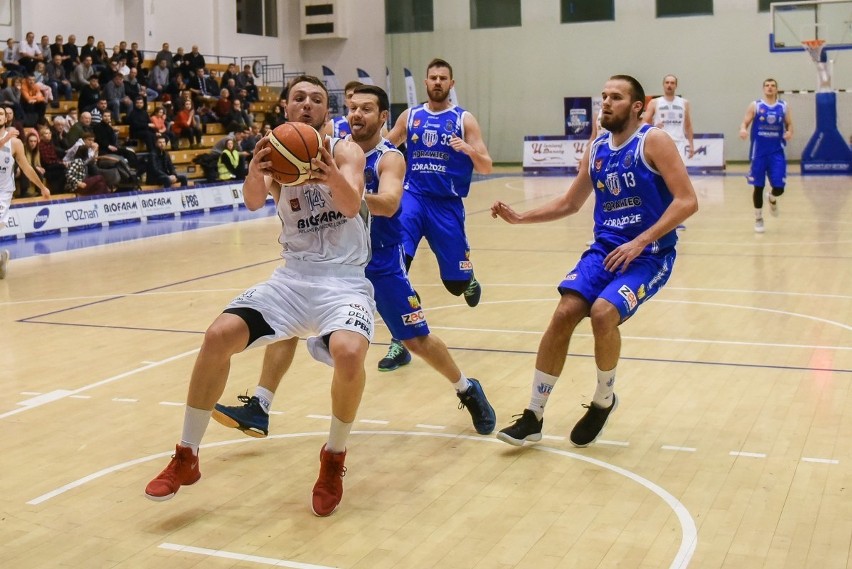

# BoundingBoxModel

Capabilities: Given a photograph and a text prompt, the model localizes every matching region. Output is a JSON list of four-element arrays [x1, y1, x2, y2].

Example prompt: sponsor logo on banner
[[33, 207, 50, 229], [65, 204, 100, 223], [101, 198, 140, 220], [140, 194, 177, 216], [181, 192, 201, 210]]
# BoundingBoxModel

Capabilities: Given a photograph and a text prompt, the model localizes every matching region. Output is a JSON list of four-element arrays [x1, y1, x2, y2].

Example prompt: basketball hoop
[[801, 39, 826, 63]]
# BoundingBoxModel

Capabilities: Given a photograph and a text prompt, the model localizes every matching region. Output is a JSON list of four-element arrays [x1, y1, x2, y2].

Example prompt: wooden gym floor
[[1, 169, 850, 568]]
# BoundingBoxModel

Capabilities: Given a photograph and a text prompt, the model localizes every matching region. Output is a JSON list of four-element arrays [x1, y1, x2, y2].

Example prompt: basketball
[[265, 122, 324, 186]]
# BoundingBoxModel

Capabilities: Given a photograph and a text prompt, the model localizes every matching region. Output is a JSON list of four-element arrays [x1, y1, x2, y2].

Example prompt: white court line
[[112, 398, 138, 403], [729, 451, 767, 459], [0, 348, 200, 420], [159, 401, 184, 407], [159, 542, 337, 569], [415, 424, 446, 430], [801, 457, 839, 465], [597, 439, 630, 447], [542, 434, 566, 441], [69, 395, 91, 399], [662, 445, 697, 453], [306, 414, 331, 420], [29, 430, 697, 569], [358, 419, 389, 425]]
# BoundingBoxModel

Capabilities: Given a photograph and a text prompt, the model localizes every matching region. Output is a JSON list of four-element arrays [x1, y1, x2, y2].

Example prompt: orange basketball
[[266, 122, 324, 186]]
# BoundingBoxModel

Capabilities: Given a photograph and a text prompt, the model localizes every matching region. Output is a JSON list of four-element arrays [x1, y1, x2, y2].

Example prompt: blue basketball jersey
[[588, 124, 676, 253], [404, 104, 474, 198], [750, 99, 787, 158], [332, 115, 351, 139], [363, 137, 404, 251]]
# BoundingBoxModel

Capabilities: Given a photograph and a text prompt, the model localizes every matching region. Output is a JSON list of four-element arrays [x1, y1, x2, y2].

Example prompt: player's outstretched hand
[[491, 200, 523, 224]]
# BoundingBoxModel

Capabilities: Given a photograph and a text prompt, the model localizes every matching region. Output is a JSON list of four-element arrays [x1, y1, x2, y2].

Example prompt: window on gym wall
[[758, 0, 799, 12], [386, 0, 434, 33], [471, 0, 521, 29], [236, 0, 278, 37], [561, 0, 615, 23], [656, 0, 713, 17]]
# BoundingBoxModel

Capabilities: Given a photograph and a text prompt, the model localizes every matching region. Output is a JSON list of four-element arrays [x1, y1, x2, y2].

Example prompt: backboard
[[770, 0, 852, 52]]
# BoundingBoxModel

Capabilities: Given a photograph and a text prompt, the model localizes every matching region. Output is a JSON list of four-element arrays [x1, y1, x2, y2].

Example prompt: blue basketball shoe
[[212, 395, 269, 438], [456, 378, 496, 434]]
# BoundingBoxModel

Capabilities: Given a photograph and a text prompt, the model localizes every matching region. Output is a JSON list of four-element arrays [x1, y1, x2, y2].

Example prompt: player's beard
[[600, 110, 629, 134], [350, 122, 378, 144], [429, 87, 449, 104]]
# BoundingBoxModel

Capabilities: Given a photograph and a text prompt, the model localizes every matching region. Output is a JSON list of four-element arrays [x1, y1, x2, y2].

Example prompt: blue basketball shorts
[[399, 191, 473, 281], [748, 150, 787, 188], [366, 244, 430, 341], [557, 242, 677, 321]]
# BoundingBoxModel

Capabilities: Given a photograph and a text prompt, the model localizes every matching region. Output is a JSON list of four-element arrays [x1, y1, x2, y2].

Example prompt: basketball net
[[801, 39, 832, 91]]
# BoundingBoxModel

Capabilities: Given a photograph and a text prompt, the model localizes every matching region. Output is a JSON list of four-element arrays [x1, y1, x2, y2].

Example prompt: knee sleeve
[[222, 307, 274, 347], [752, 186, 764, 209], [770, 187, 785, 197], [443, 278, 470, 296]]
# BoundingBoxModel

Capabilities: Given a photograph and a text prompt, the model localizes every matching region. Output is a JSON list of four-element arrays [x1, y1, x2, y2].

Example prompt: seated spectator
[[211, 129, 249, 159], [126, 96, 156, 152], [63, 128, 98, 164], [65, 144, 111, 195], [37, 125, 67, 192], [241, 124, 262, 156], [44, 53, 73, 105], [150, 106, 177, 150], [188, 67, 219, 108], [172, 47, 188, 76], [64, 108, 78, 129], [153, 42, 173, 71], [236, 64, 259, 102], [21, 74, 48, 125], [0, 77, 26, 120], [48, 115, 71, 152], [171, 98, 202, 149], [93, 41, 109, 69], [70, 55, 95, 90], [93, 109, 138, 167], [220, 63, 238, 87], [104, 73, 133, 123], [77, 75, 101, 113], [117, 56, 131, 78], [126, 66, 158, 101], [4, 105, 25, 134], [79, 36, 97, 67], [61, 34, 80, 76], [128, 42, 144, 67], [167, 71, 189, 103], [146, 135, 187, 188], [17, 130, 45, 197], [185, 45, 205, 74], [217, 137, 245, 181], [267, 96, 287, 129], [3, 38, 23, 76], [49, 35, 70, 70], [32, 62, 55, 106], [90, 98, 107, 124], [213, 88, 232, 121], [150, 59, 170, 98], [66, 111, 94, 147], [17, 32, 43, 73], [223, 98, 251, 133], [99, 58, 120, 85]]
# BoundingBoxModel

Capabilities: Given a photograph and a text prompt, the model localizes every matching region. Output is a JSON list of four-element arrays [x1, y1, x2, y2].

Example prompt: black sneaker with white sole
[[496, 409, 543, 446], [569, 394, 618, 447]]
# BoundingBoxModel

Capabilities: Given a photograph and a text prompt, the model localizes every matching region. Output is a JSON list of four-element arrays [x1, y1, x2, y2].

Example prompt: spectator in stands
[[128, 42, 144, 66], [171, 98, 202, 149], [90, 98, 108, 124], [104, 73, 133, 123], [93, 41, 109, 69], [62, 34, 80, 75], [3, 38, 23, 76], [150, 106, 177, 150], [173, 47, 189, 76], [49, 35, 70, 71], [66, 111, 94, 147], [241, 123, 262, 155], [80, 36, 97, 66], [154, 42, 173, 70], [222, 76, 240, 101], [49, 115, 71, 152], [1, 76, 25, 117], [77, 75, 101, 113], [64, 108, 77, 129], [127, 96, 156, 152], [267, 96, 287, 129], [126, 66, 158, 102], [18, 130, 45, 197], [146, 134, 187, 188], [70, 55, 95, 91], [93, 109, 138, 168], [189, 67, 219, 108], [65, 143, 111, 195], [185, 45, 205, 74], [151, 58, 170, 98], [217, 137, 245, 181], [64, 123, 98, 163], [223, 97, 251, 133], [167, 71, 189, 103], [213, 88, 232, 121], [220, 63, 238, 86], [21, 74, 48, 124], [117, 56, 131, 78], [115, 41, 128, 62], [44, 53, 73, 105], [3, 105, 24, 134], [37, 125, 67, 192], [17, 32, 43, 73], [99, 58, 120, 85], [236, 64, 258, 102], [31, 62, 55, 107], [38, 35, 51, 58]]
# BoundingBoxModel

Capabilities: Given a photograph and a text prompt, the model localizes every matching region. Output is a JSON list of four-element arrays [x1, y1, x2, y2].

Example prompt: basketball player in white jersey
[[643, 74, 695, 160], [0, 109, 51, 279], [145, 75, 374, 518]]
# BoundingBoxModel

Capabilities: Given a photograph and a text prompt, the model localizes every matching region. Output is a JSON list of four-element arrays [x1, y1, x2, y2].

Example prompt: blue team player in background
[[385, 58, 493, 372], [738, 78, 793, 233], [491, 75, 698, 449]]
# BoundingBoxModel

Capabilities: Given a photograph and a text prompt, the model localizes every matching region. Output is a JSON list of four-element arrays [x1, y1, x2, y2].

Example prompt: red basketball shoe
[[311, 445, 347, 517], [145, 445, 201, 501]]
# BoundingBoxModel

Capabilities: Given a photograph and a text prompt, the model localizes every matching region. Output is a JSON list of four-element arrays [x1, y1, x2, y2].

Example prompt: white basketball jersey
[[0, 137, 16, 195], [652, 96, 687, 141], [275, 138, 371, 269]]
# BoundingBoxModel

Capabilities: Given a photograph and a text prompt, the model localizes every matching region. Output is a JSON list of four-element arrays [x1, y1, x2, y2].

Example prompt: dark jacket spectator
[[77, 76, 102, 112], [146, 135, 187, 187], [126, 97, 156, 151]]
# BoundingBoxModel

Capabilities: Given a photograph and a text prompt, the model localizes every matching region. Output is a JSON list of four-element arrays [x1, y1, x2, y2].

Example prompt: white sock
[[452, 373, 471, 393], [754, 208, 763, 219], [254, 386, 274, 414], [528, 369, 558, 420], [180, 405, 211, 455], [592, 367, 616, 409], [326, 415, 353, 453]]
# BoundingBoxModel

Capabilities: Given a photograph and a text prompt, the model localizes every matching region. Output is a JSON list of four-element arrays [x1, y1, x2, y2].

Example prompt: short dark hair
[[610, 74, 646, 118], [427, 58, 453, 79], [343, 80, 363, 93], [287, 74, 328, 99], [352, 85, 389, 113]]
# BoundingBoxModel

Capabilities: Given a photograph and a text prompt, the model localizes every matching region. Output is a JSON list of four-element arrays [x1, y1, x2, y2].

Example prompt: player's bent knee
[[401, 335, 429, 355], [442, 278, 469, 296], [329, 331, 369, 368], [771, 187, 785, 197], [589, 301, 620, 332]]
